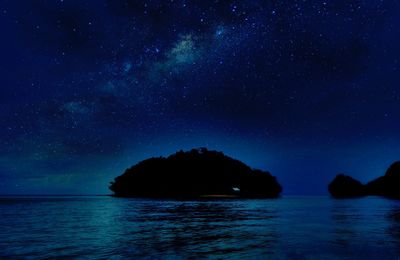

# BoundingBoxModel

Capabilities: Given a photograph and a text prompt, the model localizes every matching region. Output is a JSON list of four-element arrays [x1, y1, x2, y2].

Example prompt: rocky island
[[328, 161, 400, 198], [110, 148, 282, 198]]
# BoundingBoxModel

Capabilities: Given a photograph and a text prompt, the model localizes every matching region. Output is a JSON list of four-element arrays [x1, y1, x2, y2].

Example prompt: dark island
[[328, 174, 365, 198], [328, 161, 400, 198], [110, 148, 282, 198]]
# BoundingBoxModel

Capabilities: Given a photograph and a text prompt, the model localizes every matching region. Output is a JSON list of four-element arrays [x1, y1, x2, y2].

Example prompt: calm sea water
[[1, 196, 400, 259]]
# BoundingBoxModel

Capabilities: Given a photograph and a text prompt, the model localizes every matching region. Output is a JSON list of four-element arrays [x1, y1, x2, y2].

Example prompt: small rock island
[[329, 161, 400, 198], [110, 148, 282, 198]]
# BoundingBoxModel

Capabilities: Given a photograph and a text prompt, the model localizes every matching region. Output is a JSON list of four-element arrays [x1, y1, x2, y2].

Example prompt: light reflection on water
[[1, 196, 400, 258]]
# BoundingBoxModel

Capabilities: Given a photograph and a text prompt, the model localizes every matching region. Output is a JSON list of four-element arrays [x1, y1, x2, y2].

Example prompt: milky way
[[1, 0, 400, 194]]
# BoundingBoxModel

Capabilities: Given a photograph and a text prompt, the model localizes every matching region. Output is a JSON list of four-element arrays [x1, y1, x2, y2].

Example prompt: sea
[[1, 195, 400, 259]]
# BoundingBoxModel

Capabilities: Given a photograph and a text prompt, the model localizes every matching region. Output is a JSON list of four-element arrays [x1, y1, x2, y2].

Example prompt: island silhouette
[[110, 148, 282, 198], [329, 161, 400, 198]]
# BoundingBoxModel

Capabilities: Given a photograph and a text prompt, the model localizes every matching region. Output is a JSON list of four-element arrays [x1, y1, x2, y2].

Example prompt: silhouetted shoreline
[[110, 148, 282, 198], [329, 161, 400, 198], [110, 147, 400, 200]]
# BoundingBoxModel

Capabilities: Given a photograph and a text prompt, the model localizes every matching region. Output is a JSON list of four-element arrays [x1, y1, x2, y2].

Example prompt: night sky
[[1, 0, 400, 195]]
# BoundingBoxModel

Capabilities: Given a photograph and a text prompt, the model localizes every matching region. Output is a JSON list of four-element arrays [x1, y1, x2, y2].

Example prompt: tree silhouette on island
[[110, 148, 282, 198], [329, 161, 400, 198]]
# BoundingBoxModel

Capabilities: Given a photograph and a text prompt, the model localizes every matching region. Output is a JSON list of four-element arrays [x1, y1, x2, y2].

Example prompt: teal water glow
[[1, 196, 400, 258]]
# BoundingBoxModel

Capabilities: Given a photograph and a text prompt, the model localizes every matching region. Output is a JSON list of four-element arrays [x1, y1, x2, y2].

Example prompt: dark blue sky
[[1, 0, 400, 195]]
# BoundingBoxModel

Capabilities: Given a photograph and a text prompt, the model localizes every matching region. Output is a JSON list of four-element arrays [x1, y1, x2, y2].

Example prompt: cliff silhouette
[[329, 161, 400, 198], [328, 174, 365, 198], [110, 148, 282, 198]]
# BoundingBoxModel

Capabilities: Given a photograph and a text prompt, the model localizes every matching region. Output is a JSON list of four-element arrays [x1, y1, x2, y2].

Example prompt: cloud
[[62, 101, 91, 115], [151, 34, 204, 77], [167, 34, 198, 65]]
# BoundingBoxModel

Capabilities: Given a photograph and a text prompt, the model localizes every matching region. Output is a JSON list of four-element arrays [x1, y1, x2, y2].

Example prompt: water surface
[[1, 196, 400, 258]]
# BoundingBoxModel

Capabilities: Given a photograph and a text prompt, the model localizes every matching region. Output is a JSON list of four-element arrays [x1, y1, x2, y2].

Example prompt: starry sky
[[1, 0, 400, 195]]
